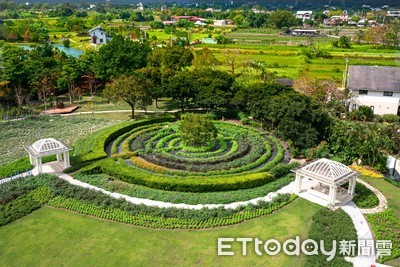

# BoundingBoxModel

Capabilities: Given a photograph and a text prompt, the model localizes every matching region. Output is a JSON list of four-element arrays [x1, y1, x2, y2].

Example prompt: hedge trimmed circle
[[77, 117, 285, 193]]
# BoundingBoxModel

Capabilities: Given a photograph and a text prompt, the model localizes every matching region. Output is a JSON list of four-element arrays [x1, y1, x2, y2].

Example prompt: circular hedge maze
[[60, 117, 298, 229], [115, 121, 281, 174], [90, 119, 286, 193]]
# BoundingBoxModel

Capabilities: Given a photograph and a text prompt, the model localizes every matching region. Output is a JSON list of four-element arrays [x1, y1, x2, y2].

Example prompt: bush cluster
[[80, 158, 276, 192], [1, 174, 296, 229], [72, 116, 175, 164], [305, 208, 358, 266]]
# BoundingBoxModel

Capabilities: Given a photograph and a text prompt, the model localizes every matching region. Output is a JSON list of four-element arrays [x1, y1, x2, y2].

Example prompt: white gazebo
[[24, 138, 72, 174], [292, 158, 359, 209]]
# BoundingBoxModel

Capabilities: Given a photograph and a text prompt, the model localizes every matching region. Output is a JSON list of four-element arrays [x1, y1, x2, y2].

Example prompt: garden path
[[0, 162, 389, 267], [356, 178, 388, 214], [56, 172, 295, 210]]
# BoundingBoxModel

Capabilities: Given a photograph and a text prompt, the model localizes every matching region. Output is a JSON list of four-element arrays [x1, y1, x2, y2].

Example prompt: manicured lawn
[[359, 176, 400, 219], [0, 199, 321, 266], [360, 176, 400, 265]]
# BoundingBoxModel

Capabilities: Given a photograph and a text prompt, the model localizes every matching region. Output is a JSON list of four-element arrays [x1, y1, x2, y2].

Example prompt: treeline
[[6, 0, 400, 9], [1, 36, 398, 167]]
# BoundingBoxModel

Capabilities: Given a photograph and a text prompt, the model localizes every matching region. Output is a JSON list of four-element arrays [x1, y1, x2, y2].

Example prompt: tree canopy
[[179, 113, 218, 147], [93, 35, 152, 80], [103, 73, 152, 118]]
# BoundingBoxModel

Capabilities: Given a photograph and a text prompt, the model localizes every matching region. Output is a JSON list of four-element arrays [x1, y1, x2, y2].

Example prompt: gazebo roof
[[24, 138, 71, 157], [293, 158, 358, 186]]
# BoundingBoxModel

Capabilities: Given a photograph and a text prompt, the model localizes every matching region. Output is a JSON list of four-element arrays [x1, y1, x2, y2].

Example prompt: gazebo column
[[37, 157, 43, 174], [328, 185, 337, 206], [348, 177, 356, 195], [348, 178, 353, 195], [57, 153, 63, 162], [29, 154, 34, 165], [295, 174, 303, 194], [63, 151, 70, 168]]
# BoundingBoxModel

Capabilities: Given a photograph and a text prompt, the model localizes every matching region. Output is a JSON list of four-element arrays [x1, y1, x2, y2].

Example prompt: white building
[[213, 20, 227, 26], [88, 25, 108, 45], [387, 10, 400, 17], [348, 66, 400, 116], [296, 11, 313, 21]]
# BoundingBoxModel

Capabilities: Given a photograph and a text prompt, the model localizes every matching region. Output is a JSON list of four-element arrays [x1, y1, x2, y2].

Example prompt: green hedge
[[0, 155, 57, 179], [366, 209, 400, 263], [0, 158, 31, 179], [48, 194, 296, 229], [352, 183, 379, 209], [1, 173, 297, 229], [74, 173, 295, 205], [80, 158, 276, 192], [305, 208, 358, 266], [72, 116, 175, 164], [0, 187, 54, 226]]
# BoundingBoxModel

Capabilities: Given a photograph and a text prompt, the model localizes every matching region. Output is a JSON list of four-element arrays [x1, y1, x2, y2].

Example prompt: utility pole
[[342, 58, 349, 89]]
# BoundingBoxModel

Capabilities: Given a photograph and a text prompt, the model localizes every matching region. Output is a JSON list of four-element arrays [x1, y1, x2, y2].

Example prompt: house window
[[100, 39, 104, 43], [359, 90, 368, 95], [383, 91, 393, 96], [101, 32, 103, 35]]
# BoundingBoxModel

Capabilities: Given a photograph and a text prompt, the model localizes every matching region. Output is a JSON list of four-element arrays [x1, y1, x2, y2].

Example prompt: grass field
[[359, 176, 400, 266], [0, 116, 116, 166], [30, 95, 182, 114], [360, 176, 400, 220], [0, 198, 321, 266]]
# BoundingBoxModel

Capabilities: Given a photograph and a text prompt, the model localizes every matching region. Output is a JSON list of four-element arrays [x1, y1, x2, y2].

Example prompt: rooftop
[[348, 65, 400, 92], [293, 158, 359, 185], [25, 138, 71, 157]]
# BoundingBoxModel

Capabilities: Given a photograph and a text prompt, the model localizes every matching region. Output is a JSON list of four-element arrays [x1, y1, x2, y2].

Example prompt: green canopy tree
[[93, 35, 152, 80], [1, 45, 32, 111], [137, 67, 163, 108], [179, 113, 218, 147], [328, 120, 396, 169], [268, 10, 301, 29], [147, 45, 194, 71], [58, 56, 82, 104], [29, 44, 62, 111], [103, 74, 152, 119], [192, 48, 219, 70], [165, 70, 197, 112], [193, 70, 235, 111]]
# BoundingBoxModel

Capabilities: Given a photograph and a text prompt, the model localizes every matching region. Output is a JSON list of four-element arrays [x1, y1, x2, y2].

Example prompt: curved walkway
[[2, 162, 391, 267], [341, 202, 377, 267], [1, 162, 296, 210], [356, 178, 388, 214], [57, 172, 295, 210]]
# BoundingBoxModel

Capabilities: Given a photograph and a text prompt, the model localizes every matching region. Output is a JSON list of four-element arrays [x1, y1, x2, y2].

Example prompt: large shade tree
[[147, 45, 194, 71], [1, 45, 32, 111], [93, 35, 152, 80], [103, 74, 152, 119], [193, 70, 235, 111], [165, 70, 197, 112], [29, 44, 63, 111]]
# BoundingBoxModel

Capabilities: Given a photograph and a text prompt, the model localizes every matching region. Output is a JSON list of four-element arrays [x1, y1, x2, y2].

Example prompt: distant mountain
[[14, 0, 400, 8]]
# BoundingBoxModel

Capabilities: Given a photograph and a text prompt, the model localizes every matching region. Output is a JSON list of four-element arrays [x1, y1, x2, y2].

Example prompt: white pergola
[[24, 138, 72, 174], [292, 158, 359, 208]]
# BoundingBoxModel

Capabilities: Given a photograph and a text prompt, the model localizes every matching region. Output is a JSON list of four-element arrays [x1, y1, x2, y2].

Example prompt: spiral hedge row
[[77, 118, 286, 193]]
